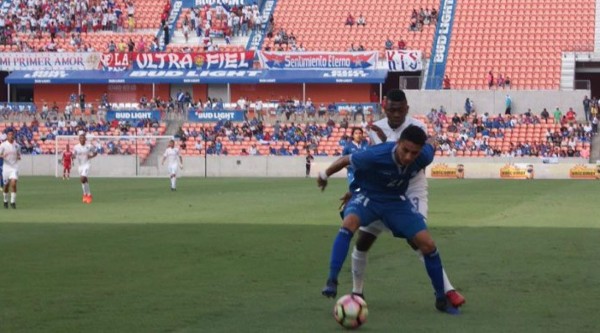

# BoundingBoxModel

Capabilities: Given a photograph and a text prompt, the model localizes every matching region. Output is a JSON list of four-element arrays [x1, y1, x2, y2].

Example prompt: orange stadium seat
[[446, 0, 595, 90]]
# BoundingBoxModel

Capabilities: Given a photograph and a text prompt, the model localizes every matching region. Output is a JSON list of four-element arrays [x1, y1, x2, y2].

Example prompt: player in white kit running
[[73, 134, 98, 204], [162, 140, 183, 191], [0, 130, 21, 209]]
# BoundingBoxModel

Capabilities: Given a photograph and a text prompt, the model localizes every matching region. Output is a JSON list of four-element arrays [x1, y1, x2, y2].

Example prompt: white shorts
[[2, 167, 18, 181], [358, 193, 428, 237], [168, 164, 178, 176], [78, 164, 90, 177]]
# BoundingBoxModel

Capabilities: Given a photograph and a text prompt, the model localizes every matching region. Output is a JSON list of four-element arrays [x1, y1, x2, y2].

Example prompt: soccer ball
[[333, 294, 368, 329]]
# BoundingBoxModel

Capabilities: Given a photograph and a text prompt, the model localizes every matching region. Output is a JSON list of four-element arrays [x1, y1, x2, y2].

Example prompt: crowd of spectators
[[0, 0, 138, 50], [426, 104, 594, 158], [177, 118, 340, 156], [409, 7, 437, 32], [486, 70, 512, 89]]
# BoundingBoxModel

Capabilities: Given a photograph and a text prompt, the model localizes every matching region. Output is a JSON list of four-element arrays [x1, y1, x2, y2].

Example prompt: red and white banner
[[258, 51, 378, 70], [0, 52, 102, 71], [100, 52, 255, 71], [386, 50, 423, 72]]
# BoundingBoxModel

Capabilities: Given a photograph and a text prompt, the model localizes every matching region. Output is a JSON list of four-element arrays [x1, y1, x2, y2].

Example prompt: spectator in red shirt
[[345, 13, 355, 28], [566, 108, 577, 122], [443, 75, 451, 89], [397, 38, 406, 50]]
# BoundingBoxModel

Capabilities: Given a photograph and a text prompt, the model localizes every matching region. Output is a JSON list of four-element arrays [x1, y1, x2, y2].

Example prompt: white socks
[[82, 183, 90, 195], [351, 248, 368, 294], [415, 249, 455, 293], [171, 176, 176, 189], [352, 247, 456, 294], [3, 192, 7, 203], [10, 192, 16, 203]]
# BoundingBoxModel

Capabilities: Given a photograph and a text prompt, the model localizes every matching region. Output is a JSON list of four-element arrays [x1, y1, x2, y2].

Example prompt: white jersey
[[73, 143, 94, 167], [163, 147, 180, 166], [0, 140, 20, 169]]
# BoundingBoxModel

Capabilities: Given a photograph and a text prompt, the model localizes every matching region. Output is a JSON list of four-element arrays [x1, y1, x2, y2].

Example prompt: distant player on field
[[0, 133, 4, 189], [62, 144, 74, 180], [162, 139, 183, 191], [73, 134, 97, 203], [0, 130, 21, 209]]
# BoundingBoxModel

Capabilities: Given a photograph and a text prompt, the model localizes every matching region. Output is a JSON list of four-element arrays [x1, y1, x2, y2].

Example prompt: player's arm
[[416, 143, 435, 168], [368, 124, 386, 143], [16, 148, 21, 161], [179, 155, 183, 169], [317, 155, 350, 191]]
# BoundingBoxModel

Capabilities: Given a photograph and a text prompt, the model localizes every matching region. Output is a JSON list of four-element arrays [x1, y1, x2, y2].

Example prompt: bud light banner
[[258, 51, 378, 70], [188, 109, 245, 122], [106, 110, 162, 121], [385, 50, 423, 72], [100, 52, 255, 71]]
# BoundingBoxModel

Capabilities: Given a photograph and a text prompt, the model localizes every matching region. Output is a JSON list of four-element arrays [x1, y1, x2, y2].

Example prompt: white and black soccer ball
[[333, 294, 368, 329]]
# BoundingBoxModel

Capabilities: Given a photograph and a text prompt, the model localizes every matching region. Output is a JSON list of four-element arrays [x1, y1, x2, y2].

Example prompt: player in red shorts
[[62, 144, 73, 180]]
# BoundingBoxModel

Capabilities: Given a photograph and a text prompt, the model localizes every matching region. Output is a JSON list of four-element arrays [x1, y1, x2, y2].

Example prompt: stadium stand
[[446, 0, 595, 90], [266, 0, 439, 56], [0, 0, 161, 52], [0, 119, 167, 162]]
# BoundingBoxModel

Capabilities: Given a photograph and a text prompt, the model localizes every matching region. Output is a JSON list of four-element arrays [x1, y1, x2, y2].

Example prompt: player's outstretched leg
[[322, 224, 356, 298], [412, 230, 460, 315], [411, 246, 466, 308]]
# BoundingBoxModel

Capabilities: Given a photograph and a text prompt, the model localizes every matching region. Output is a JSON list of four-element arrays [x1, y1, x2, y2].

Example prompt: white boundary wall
[[17, 155, 597, 180], [404, 90, 589, 120]]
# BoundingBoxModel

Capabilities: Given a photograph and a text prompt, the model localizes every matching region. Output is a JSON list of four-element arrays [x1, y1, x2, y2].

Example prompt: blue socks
[[423, 248, 445, 298], [328, 227, 354, 281]]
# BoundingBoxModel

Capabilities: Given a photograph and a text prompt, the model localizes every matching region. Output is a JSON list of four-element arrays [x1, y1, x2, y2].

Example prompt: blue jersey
[[349, 142, 434, 201], [342, 140, 368, 185]]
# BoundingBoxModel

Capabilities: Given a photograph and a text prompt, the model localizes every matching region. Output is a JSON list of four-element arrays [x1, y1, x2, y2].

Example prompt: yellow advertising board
[[430, 163, 465, 179], [569, 164, 600, 179], [499, 164, 534, 180]]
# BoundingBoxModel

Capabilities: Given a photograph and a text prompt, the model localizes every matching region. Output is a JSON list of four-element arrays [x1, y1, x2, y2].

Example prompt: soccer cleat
[[446, 290, 466, 308], [82, 195, 87, 203], [10, 203, 15, 209], [171, 188, 176, 191], [351, 292, 365, 301], [435, 297, 461, 315], [321, 279, 338, 298], [87, 195, 93, 203], [3, 202, 8, 209]]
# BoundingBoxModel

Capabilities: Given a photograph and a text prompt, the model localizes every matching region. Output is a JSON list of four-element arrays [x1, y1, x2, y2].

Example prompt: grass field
[[1, 177, 599, 332]]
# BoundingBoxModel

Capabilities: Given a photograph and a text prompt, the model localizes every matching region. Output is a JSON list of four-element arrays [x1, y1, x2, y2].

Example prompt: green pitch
[[0, 177, 599, 332]]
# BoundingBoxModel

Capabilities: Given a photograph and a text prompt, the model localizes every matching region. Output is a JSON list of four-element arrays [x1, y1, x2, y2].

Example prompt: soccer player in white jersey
[[73, 134, 97, 204], [350, 89, 465, 307], [0, 130, 21, 209], [162, 140, 183, 191]]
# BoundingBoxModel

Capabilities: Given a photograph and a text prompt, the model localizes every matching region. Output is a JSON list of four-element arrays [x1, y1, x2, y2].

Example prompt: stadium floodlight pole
[[7, 83, 10, 103]]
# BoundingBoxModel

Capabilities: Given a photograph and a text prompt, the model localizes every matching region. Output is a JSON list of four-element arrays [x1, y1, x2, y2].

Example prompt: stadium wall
[[18, 156, 596, 180], [405, 90, 589, 120]]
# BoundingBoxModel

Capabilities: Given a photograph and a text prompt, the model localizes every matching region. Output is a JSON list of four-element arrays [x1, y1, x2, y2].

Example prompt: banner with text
[[0, 52, 102, 71], [258, 51, 378, 70], [188, 109, 245, 122], [430, 163, 465, 179], [106, 110, 161, 122], [385, 50, 423, 72], [100, 52, 255, 71]]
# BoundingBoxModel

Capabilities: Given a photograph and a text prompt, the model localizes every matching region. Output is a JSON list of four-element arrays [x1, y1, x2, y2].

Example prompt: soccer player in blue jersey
[[318, 125, 459, 314], [342, 127, 368, 185]]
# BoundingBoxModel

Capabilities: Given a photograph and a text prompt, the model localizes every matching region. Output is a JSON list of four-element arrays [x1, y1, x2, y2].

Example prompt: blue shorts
[[343, 193, 427, 239]]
